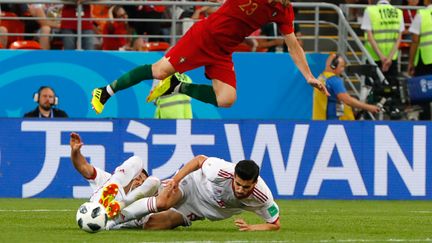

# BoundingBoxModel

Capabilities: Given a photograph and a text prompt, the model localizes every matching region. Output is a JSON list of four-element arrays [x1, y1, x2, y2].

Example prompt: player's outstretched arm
[[284, 33, 329, 96], [234, 218, 280, 231], [70, 132, 95, 179], [169, 155, 208, 187]]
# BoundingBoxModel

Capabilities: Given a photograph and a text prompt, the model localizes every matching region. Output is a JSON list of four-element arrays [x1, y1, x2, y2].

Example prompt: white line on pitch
[[141, 239, 432, 243], [319, 239, 432, 242], [0, 209, 74, 212], [409, 211, 432, 214]]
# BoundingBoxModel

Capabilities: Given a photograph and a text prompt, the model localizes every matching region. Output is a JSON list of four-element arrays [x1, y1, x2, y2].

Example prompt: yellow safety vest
[[154, 73, 193, 119], [364, 4, 402, 61], [414, 7, 432, 66], [312, 71, 354, 120]]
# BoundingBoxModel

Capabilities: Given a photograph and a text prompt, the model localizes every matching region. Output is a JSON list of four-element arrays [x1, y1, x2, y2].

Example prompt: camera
[[345, 64, 422, 120]]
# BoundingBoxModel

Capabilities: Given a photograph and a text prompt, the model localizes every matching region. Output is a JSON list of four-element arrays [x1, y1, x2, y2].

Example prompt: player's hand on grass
[[70, 132, 83, 153], [307, 77, 330, 96], [234, 218, 251, 231]]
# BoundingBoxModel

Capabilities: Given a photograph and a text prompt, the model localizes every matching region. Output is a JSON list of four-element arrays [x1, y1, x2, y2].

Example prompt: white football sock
[[113, 197, 158, 225], [106, 84, 115, 96], [122, 176, 160, 207]]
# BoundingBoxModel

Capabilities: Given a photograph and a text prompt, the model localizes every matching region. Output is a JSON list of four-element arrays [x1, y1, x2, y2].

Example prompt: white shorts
[[174, 174, 206, 226]]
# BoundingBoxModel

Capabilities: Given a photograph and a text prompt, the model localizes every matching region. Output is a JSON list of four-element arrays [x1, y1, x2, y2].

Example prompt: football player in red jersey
[[91, 0, 329, 114]]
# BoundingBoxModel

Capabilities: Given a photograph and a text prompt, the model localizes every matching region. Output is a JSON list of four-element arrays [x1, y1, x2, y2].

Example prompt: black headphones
[[33, 86, 59, 106], [330, 54, 341, 70]]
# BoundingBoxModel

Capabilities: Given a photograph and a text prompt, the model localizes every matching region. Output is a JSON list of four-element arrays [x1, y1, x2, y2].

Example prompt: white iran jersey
[[87, 156, 146, 202], [88, 167, 127, 203], [190, 157, 280, 223]]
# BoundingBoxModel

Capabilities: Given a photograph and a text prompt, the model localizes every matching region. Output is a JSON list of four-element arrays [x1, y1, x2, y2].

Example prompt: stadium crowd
[[0, 0, 424, 51], [3, 0, 431, 120], [0, 0, 301, 52]]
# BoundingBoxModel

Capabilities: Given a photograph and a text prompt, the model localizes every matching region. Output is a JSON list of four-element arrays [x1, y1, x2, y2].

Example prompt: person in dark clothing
[[24, 86, 68, 118], [123, 2, 166, 42]]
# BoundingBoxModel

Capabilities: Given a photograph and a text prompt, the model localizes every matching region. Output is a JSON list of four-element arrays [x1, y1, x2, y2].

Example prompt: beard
[[40, 103, 52, 111]]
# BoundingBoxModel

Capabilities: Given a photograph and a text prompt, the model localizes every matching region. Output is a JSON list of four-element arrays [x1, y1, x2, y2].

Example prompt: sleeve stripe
[[88, 166, 97, 180], [199, 157, 209, 169], [253, 188, 268, 200], [217, 170, 233, 179], [220, 169, 233, 176], [269, 217, 280, 224], [252, 188, 268, 203], [252, 192, 267, 203]]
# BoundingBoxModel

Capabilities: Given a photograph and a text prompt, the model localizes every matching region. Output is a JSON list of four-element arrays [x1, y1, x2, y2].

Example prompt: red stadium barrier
[[9, 40, 42, 50]]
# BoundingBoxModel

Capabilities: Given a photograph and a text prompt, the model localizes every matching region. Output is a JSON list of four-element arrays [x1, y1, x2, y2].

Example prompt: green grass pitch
[[0, 199, 431, 242]]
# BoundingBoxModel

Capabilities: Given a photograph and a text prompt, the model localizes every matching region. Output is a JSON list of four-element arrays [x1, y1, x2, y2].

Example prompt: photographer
[[312, 54, 380, 120]]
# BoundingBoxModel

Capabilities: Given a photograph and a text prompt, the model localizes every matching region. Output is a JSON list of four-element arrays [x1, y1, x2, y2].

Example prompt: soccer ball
[[76, 202, 108, 233]]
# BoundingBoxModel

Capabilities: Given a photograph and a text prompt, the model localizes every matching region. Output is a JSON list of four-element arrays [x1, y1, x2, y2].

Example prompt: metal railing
[[1, 1, 384, 118], [0, 1, 370, 53], [0, 0, 222, 49], [0, 1, 380, 64], [341, 4, 423, 73]]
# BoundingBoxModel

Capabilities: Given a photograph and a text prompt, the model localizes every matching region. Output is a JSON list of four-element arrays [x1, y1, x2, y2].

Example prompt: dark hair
[[112, 5, 125, 18], [235, 160, 260, 182], [34, 86, 58, 106], [141, 169, 149, 177], [38, 86, 55, 97]]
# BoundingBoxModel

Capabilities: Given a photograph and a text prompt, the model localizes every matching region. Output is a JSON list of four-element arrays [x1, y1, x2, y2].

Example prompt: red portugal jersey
[[61, 4, 93, 30], [203, 0, 294, 52]]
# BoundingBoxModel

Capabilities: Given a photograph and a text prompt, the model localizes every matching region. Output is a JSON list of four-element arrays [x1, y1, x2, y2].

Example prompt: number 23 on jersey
[[239, 0, 258, 16]]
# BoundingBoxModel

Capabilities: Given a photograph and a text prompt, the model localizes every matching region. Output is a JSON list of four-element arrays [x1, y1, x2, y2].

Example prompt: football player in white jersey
[[105, 155, 281, 231], [70, 132, 161, 217]]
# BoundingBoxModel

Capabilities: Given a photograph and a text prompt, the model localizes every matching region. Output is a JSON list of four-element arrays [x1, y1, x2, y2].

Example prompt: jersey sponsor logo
[[267, 204, 278, 217]]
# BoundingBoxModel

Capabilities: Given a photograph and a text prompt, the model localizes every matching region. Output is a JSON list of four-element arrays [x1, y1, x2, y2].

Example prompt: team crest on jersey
[[179, 57, 186, 64], [272, 11, 277, 17]]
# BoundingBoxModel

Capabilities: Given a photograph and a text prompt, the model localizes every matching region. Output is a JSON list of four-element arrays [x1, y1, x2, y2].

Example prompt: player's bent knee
[[155, 197, 171, 211], [144, 212, 182, 230], [143, 214, 162, 229], [151, 59, 175, 80], [213, 82, 237, 107], [147, 176, 161, 187], [217, 95, 236, 108], [152, 70, 170, 81]]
